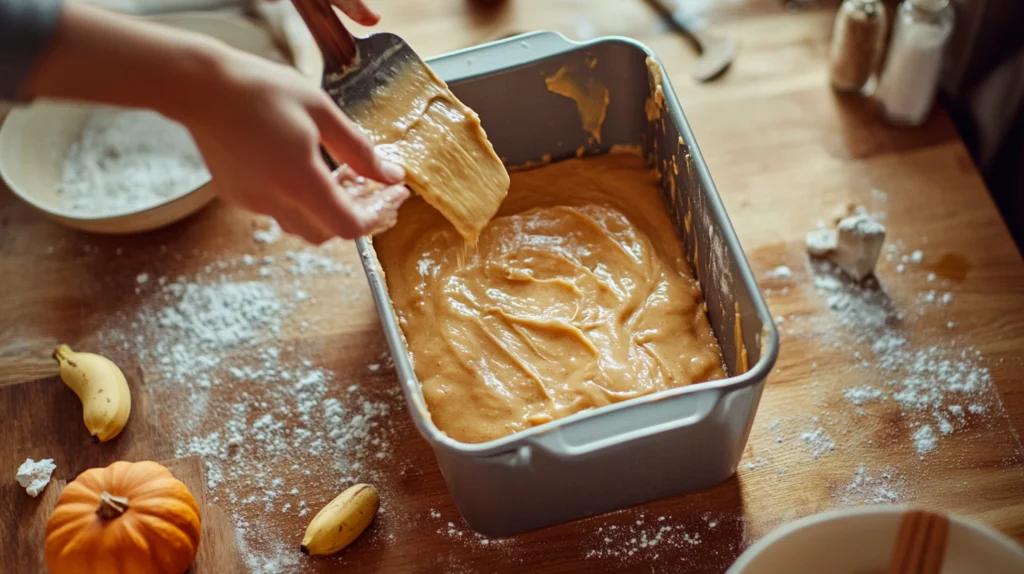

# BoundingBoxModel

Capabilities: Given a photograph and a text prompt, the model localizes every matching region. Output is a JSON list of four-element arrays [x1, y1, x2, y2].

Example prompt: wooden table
[[3, 1, 1024, 572]]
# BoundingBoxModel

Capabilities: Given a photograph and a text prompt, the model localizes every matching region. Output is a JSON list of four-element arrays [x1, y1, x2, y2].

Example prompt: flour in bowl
[[55, 107, 210, 216]]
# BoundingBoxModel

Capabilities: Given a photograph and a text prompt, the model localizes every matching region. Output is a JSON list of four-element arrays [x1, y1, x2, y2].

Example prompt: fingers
[[289, 159, 374, 240], [308, 97, 405, 185], [276, 203, 333, 245], [291, 159, 409, 241], [331, 165, 410, 235], [214, 179, 278, 217], [358, 183, 410, 235], [330, 0, 380, 26], [211, 144, 405, 243]]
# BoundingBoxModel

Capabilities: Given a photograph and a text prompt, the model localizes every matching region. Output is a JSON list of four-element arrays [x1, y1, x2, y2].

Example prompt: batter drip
[[376, 152, 726, 444]]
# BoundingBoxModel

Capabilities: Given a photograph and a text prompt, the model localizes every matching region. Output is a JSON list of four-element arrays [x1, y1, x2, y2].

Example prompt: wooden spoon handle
[[888, 510, 949, 574], [639, 0, 704, 53], [289, 0, 357, 71]]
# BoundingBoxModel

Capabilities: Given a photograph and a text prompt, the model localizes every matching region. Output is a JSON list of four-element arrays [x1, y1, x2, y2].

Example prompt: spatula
[[288, 0, 427, 118], [287, 0, 511, 241], [640, 0, 735, 82]]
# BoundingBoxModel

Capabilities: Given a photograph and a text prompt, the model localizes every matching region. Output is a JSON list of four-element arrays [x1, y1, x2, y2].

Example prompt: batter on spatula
[[347, 62, 509, 242]]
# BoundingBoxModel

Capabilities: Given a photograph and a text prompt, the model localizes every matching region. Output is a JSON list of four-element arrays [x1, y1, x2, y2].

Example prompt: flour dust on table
[[93, 239, 405, 571], [835, 465, 908, 506], [754, 204, 1022, 503], [807, 256, 1001, 459], [56, 107, 209, 216]]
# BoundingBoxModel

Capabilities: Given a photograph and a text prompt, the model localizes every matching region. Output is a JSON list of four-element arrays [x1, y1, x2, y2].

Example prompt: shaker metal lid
[[848, 0, 884, 16], [909, 0, 951, 11]]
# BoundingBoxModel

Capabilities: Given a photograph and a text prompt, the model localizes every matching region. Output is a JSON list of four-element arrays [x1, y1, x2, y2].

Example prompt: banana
[[53, 344, 131, 442], [300, 483, 380, 555]]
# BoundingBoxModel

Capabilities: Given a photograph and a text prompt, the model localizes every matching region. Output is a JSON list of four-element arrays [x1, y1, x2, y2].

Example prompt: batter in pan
[[375, 151, 726, 444]]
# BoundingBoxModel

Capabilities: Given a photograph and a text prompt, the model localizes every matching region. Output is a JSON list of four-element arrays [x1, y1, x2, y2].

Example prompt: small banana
[[53, 344, 131, 442], [300, 483, 380, 555]]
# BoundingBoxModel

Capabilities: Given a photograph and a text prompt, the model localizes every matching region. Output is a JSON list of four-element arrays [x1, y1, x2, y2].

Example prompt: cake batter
[[376, 152, 726, 444], [347, 60, 509, 242]]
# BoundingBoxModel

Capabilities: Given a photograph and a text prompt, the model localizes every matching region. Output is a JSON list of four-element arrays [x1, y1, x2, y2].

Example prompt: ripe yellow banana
[[301, 483, 380, 555], [53, 344, 131, 442]]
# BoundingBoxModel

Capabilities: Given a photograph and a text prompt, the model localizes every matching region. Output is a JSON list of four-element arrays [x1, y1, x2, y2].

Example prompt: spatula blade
[[322, 33, 427, 113]]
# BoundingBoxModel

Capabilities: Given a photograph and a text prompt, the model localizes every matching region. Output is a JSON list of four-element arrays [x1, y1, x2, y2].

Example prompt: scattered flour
[[813, 270, 892, 340], [835, 465, 908, 505], [912, 425, 936, 456], [96, 249, 395, 571], [435, 519, 503, 546], [253, 219, 282, 244], [55, 107, 209, 215], [799, 427, 836, 459], [765, 265, 793, 279], [233, 516, 301, 574], [583, 515, 703, 560], [843, 385, 885, 406], [155, 280, 282, 349], [285, 250, 351, 276], [809, 254, 997, 460], [744, 457, 770, 470]]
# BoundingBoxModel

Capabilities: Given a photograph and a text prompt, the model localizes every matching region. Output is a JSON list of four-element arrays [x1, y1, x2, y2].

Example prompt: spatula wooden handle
[[289, 0, 357, 71]]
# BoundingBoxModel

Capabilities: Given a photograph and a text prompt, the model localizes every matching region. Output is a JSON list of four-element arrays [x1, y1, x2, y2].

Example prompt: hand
[[24, 0, 407, 243], [188, 0, 405, 242], [267, 0, 383, 26], [177, 43, 408, 243]]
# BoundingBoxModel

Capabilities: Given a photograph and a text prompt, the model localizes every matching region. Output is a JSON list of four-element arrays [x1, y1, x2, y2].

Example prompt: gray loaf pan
[[355, 31, 779, 537]]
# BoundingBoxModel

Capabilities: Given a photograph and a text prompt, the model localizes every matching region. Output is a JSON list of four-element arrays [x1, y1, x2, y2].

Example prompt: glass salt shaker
[[828, 0, 887, 95], [876, 0, 955, 126]]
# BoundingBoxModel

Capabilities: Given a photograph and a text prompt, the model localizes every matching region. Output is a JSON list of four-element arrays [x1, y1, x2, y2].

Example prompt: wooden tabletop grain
[[3, 1, 1024, 573]]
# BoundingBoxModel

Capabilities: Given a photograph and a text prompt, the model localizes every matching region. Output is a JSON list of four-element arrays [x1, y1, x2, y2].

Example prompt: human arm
[[11, 0, 406, 242]]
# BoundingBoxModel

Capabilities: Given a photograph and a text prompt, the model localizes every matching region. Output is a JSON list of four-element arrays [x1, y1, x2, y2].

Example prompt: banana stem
[[96, 491, 130, 520], [53, 344, 74, 364]]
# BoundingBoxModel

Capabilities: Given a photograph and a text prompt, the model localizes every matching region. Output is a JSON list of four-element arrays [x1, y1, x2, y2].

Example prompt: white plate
[[0, 12, 285, 234], [728, 506, 1024, 574]]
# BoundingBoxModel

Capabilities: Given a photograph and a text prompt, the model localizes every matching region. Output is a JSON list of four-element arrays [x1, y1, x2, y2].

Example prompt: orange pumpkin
[[45, 461, 202, 574]]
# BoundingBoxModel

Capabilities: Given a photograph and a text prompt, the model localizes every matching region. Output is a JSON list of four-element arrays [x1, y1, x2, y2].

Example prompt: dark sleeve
[[0, 0, 65, 100]]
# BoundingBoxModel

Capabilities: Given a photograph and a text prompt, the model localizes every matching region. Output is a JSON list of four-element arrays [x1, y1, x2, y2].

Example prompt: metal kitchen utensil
[[641, 0, 735, 82], [288, 0, 430, 118], [356, 31, 778, 536]]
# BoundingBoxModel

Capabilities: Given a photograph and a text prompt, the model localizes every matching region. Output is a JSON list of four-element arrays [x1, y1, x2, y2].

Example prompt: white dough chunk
[[16, 458, 56, 497], [832, 214, 886, 280]]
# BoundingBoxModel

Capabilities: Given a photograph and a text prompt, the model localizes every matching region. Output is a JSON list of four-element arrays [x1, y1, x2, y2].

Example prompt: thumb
[[330, 0, 381, 26]]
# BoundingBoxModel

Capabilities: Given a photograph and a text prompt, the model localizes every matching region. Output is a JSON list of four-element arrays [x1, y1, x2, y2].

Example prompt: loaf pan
[[355, 31, 779, 537]]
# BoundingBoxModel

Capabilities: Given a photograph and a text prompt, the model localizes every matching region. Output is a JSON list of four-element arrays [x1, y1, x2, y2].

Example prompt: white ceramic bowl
[[0, 12, 286, 234], [728, 506, 1024, 574]]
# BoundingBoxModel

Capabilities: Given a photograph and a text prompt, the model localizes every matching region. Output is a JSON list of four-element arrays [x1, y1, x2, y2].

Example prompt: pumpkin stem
[[96, 491, 130, 520]]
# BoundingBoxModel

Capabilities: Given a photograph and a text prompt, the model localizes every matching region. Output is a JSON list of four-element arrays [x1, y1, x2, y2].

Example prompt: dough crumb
[[806, 229, 838, 256], [17, 458, 56, 497]]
